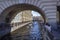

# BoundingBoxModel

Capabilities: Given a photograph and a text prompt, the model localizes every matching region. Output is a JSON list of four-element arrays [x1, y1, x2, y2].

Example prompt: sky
[[32, 11, 41, 16]]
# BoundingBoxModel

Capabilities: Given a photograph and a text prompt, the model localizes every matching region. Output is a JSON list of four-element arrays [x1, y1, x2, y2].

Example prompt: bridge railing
[[0, 21, 32, 30], [10, 21, 32, 27]]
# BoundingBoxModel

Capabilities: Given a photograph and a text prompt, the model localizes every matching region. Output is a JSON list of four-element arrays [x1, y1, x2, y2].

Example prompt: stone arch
[[0, 0, 47, 23], [0, 0, 57, 26], [0, 0, 58, 39]]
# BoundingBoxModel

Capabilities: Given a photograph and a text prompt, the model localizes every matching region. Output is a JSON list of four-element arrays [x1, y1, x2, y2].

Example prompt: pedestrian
[[45, 23, 51, 32]]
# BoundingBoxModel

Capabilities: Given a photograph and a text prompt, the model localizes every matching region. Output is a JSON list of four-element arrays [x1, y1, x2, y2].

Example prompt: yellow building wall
[[22, 10, 33, 22], [11, 10, 33, 23]]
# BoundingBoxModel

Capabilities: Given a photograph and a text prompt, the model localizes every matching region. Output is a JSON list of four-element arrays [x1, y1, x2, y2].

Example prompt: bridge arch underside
[[0, 4, 46, 23], [0, 0, 57, 30]]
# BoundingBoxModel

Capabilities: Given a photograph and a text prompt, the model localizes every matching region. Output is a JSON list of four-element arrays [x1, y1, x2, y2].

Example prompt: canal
[[1, 21, 42, 40]]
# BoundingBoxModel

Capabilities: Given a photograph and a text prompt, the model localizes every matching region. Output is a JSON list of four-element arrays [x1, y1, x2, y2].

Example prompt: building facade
[[11, 10, 33, 23]]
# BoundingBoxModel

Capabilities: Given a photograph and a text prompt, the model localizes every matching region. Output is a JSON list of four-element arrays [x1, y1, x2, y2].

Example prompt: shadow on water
[[0, 23, 12, 40]]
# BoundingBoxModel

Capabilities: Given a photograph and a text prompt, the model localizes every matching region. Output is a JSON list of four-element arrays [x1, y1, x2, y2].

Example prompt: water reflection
[[1, 21, 42, 40], [29, 21, 41, 40]]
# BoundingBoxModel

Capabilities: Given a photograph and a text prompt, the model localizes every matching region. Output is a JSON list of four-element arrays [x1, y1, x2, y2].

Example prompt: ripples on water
[[1, 21, 43, 40]]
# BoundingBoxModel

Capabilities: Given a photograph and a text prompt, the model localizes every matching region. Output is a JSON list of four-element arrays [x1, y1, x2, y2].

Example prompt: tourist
[[45, 23, 51, 32]]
